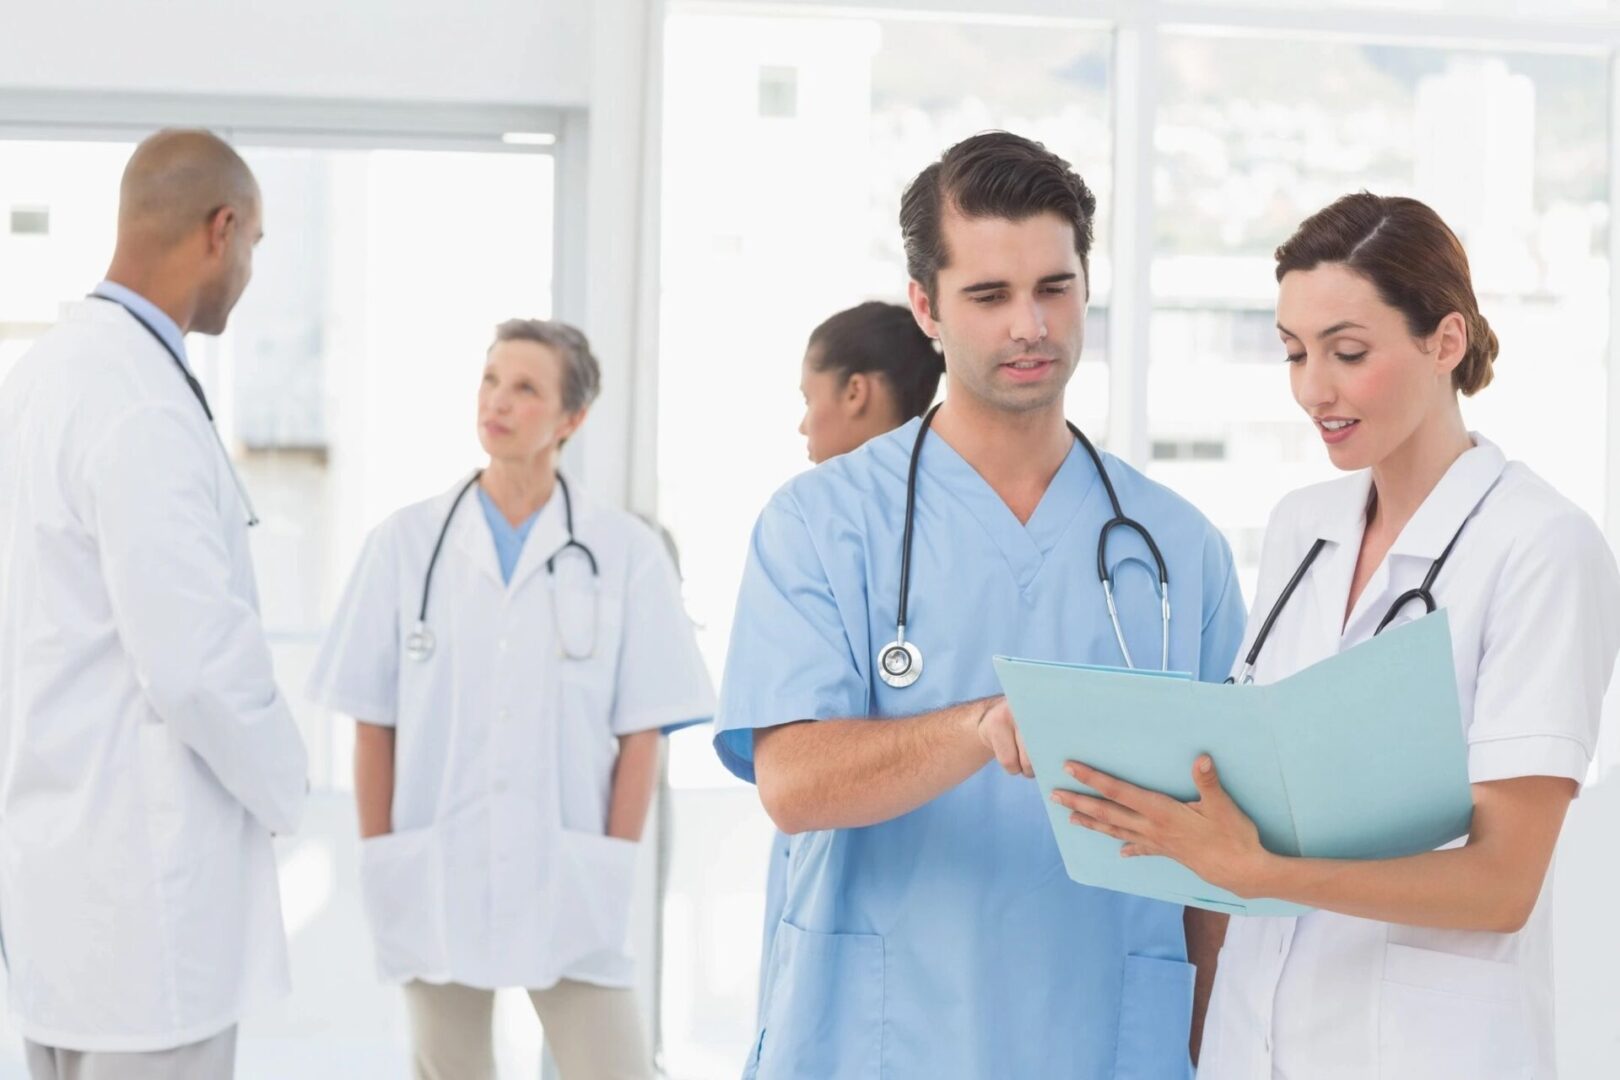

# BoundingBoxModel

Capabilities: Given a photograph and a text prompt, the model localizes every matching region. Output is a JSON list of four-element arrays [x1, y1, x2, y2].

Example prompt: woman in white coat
[[1047, 194, 1620, 1078], [307, 319, 714, 1080]]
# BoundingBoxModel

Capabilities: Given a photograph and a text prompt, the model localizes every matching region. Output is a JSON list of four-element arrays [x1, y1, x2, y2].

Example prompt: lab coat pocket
[[359, 826, 449, 983], [1378, 944, 1534, 1079], [1113, 954, 1195, 1080], [752, 922, 883, 1080], [554, 829, 637, 967]]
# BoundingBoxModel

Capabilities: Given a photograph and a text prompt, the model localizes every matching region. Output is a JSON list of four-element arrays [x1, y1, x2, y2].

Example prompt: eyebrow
[[1277, 319, 1366, 340], [960, 272, 1078, 295]]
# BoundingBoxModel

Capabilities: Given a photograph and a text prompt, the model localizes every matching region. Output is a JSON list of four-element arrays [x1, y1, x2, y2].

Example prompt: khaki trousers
[[25, 1025, 237, 1080], [403, 979, 651, 1080]]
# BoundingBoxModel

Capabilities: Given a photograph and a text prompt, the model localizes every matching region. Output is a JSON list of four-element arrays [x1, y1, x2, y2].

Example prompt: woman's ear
[[841, 372, 872, 416], [557, 406, 590, 445], [1430, 311, 1468, 380]]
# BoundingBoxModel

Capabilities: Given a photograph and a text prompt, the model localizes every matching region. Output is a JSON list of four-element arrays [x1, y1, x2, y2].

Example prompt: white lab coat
[[1199, 435, 1620, 1079], [0, 300, 308, 1052], [306, 476, 714, 990]]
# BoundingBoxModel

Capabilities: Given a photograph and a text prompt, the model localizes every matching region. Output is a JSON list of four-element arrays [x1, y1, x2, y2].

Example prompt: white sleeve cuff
[[1468, 733, 1592, 788]]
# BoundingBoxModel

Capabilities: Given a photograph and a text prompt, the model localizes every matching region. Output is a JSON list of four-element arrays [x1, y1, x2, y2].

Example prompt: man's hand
[[976, 696, 1034, 777]]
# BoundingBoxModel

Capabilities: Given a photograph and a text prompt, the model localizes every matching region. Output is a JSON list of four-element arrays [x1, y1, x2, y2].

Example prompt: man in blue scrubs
[[714, 132, 1247, 1078]]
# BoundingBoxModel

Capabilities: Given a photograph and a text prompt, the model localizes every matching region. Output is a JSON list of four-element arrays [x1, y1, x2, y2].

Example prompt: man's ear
[[206, 205, 237, 257], [908, 279, 940, 340]]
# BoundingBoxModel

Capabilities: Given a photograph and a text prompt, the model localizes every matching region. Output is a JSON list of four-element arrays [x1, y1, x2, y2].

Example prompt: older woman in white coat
[[308, 319, 714, 1080], [1047, 194, 1620, 1078]]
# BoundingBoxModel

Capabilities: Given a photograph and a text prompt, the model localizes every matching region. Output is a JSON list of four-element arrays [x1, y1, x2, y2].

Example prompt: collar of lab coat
[[1309, 433, 1506, 558], [447, 473, 572, 592]]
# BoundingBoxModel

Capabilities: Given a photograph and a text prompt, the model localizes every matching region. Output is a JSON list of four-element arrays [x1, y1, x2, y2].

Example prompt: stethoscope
[[1227, 505, 1472, 685], [90, 292, 260, 528], [878, 403, 1170, 689], [405, 470, 600, 663]]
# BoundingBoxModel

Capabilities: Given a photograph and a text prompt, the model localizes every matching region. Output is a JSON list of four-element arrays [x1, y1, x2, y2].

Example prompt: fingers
[[1051, 789, 1147, 833], [1014, 726, 1034, 779], [1191, 754, 1229, 805], [1065, 760, 1163, 814]]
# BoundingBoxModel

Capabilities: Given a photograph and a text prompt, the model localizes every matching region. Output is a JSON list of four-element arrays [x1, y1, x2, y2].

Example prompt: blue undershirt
[[476, 486, 541, 584]]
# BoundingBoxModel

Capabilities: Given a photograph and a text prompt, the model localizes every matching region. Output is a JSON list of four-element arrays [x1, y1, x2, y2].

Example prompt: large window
[[1147, 38, 1612, 594]]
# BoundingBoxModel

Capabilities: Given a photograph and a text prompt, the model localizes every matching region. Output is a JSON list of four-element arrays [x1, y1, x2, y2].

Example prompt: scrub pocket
[[1378, 944, 1534, 1079], [1113, 954, 1195, 1080], [553, 829, 638, 967], [359, 825, 449, 982], [749, 922, 884, 1080]]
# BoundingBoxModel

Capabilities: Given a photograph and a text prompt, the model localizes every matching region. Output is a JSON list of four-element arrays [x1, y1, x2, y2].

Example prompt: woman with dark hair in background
[[1045, 194, 1620, 1078], [797, 299, 944, 463]]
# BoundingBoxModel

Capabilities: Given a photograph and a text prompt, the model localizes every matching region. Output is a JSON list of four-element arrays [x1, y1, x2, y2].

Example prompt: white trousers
[[404, 979, 652, 1080], [25, 1025, 236, 1080]]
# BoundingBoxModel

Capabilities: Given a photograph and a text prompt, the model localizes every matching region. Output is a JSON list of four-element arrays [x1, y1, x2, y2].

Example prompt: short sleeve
[[610, 530, 716, 736], [712, 492, 867, 783], [1467, 513, 1620, 787], [1199, 528, 1247, 685], [305, 526, 402, 726]]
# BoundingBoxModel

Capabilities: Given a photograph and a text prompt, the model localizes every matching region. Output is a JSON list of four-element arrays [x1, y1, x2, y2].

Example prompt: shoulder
[[1096, 452, 1232, 564], [1482, 461, 1614, 571], [1269, 471, 1367, 533]]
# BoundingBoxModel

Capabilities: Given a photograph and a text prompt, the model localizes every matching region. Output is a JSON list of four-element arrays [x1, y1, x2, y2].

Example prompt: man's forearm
[[354, 722, 395, 839], [754, 698, 996, 833]]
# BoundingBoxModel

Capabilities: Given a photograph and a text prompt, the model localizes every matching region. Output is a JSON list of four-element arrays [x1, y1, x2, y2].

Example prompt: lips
[[1315, 417, 1360, 445], [1000, 357, 1055, 383]]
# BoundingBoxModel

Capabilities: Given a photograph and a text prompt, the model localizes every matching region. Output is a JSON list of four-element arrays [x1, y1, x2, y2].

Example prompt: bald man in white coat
[[0, 129, 307, 1079]]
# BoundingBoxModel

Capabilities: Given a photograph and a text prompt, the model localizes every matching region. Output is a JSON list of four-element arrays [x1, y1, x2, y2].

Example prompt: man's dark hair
[[807, 301, 943, 420], [899, 131, 1098, 307]]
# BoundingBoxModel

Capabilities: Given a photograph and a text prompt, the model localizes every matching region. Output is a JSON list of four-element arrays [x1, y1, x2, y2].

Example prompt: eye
[[1283, 352, 1305, 364], [481, 372, 496, 385], [1040, 283, 1070, 296], [970, 292, 1003, 305], [1334, 350, 1367, 363], [517, 382, 537, 394]]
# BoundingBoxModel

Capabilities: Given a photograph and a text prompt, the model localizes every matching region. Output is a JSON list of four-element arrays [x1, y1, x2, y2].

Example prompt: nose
[[798, 410, 809, 437], [1010, 294, 1047, 348], [1294, 352, 1334, 410]]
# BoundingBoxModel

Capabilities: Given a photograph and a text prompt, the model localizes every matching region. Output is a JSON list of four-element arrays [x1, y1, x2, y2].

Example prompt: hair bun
[[1459, 315, 1498, 396]]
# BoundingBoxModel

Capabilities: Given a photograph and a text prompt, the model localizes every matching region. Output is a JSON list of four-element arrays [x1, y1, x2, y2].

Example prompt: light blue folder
[[993, 612, 1474, 916]]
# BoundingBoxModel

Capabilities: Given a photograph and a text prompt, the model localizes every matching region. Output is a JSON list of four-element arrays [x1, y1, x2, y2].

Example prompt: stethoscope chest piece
[[877, 638, 922, 689], [406, 622, 436, 663]]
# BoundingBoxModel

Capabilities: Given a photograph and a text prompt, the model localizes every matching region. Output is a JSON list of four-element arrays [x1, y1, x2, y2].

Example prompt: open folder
[[993, 612, 1474, 916]]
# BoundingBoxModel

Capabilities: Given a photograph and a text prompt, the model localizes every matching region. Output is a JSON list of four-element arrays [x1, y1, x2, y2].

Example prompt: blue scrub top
[[476, 486, 541, 584], [715, 417, 1246, 1080]]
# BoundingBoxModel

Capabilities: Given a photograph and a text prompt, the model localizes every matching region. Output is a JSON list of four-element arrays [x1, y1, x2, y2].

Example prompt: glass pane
[[657, 7, 1112, 1074], [1149, 36, 1610, 595]]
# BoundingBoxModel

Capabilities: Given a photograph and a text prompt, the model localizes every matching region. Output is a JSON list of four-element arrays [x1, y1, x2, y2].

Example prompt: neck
[[104, 252, 198, 333], [479, 453, 559, 526], [1368, 403, 1473, 537], [929, 389, 1072, 524]]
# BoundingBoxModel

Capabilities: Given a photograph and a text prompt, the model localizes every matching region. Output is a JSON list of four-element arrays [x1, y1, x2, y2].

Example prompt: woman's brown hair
[[1274, 193, 1498, 396]]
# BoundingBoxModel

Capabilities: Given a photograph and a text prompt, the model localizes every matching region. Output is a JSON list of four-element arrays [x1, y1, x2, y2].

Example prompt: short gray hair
[[490, 318, 602, 413]]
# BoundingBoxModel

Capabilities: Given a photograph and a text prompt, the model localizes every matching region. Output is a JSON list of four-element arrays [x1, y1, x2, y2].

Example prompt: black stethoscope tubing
[[1227, 507, 1472, 685], [883, 402, 1170, 687], [89, 292, 260, 527], [414, 469, 598, 630]]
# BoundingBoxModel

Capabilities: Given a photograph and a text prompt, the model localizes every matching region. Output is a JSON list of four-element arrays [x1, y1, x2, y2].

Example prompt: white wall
[[0, 0, 592, 106]]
